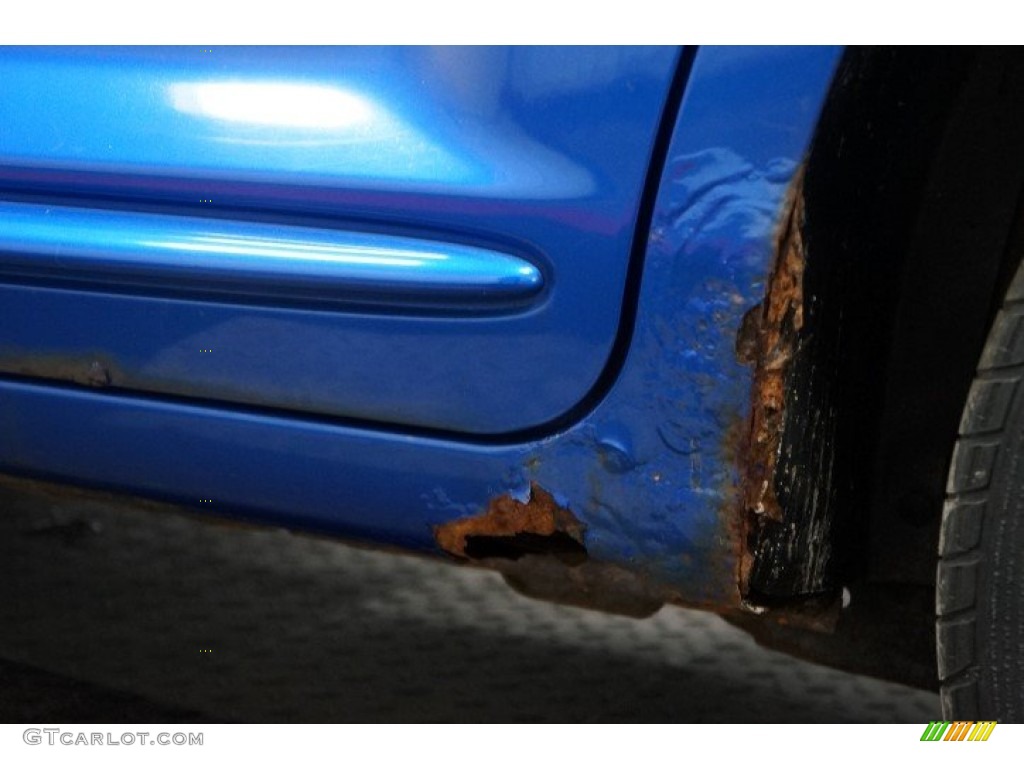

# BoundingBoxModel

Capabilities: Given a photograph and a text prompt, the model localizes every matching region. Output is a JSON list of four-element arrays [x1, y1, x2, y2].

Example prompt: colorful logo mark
[[921, 721, 996, 741]]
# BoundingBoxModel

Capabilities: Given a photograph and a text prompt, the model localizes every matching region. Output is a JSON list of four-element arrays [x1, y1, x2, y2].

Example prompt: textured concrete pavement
[[0, 481, 940, 722]]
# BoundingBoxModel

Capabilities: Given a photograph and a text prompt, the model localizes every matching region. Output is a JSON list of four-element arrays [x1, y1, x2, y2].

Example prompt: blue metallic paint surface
[[0, 46, 678, 434], [0, 47, 842, 606], [0, 201, 543, 310]]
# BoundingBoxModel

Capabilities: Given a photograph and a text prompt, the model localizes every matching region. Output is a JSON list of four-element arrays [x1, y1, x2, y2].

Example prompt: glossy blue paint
[[0, 46, 678, 434], [0, 201, 543, 311], [0, 47, 842, 607]]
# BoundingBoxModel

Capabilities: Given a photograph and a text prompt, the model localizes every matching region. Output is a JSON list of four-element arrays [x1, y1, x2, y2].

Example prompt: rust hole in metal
[[434, 482, 587, 566], [464, 531, 586, 564]]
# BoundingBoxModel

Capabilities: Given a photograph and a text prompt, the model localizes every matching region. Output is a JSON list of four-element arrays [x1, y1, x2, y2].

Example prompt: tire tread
[[939, 276, 1024, 720]]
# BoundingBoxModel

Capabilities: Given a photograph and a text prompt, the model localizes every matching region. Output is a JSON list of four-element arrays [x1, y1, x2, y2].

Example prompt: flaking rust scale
[[735, 168, 807, 595], [740, 168, 806, 525]]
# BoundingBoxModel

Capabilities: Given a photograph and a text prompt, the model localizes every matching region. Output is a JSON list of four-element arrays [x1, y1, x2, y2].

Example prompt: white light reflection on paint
[[143, 234, 448, 269], [165, 79, 590, 197], [168, 82, 376, 130]]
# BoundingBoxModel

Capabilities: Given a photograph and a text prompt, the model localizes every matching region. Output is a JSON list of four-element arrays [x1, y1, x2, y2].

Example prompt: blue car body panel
[[0, 46, 842, 607], [0, 46, 678, 434]]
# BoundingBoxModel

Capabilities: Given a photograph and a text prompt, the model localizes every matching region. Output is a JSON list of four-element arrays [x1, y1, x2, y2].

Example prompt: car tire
[[938, 258, 1024, 720]]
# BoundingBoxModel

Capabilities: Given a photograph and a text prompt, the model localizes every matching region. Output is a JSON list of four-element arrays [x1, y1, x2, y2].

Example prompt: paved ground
[[0, 481, 940, 723]]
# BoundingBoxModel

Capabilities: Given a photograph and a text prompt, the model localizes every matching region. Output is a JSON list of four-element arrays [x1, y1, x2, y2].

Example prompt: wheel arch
[[733, 47, 1024, 688]]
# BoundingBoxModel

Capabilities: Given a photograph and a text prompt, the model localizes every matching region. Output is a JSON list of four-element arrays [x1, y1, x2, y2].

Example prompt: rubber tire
[[938, 260, 1024, 720]]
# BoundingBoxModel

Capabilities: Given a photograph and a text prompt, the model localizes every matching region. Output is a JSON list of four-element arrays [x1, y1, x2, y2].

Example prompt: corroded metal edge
[[736, 169, 808, 595]]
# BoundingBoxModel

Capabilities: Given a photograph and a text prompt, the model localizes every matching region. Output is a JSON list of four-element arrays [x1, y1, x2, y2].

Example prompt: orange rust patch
[[739, 169, 806, 525], [433, 482, 585, 559]]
